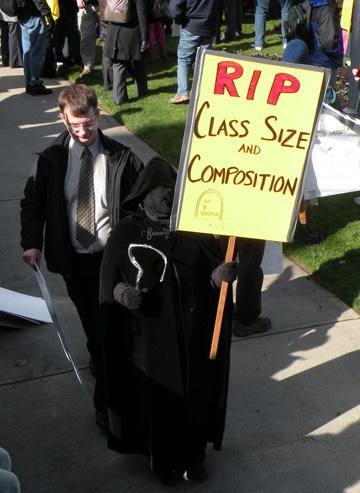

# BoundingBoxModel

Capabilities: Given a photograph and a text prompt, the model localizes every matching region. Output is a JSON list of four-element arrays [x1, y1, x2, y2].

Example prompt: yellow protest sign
[[341, 0, 354, 31], [171, 49, 327, 242]]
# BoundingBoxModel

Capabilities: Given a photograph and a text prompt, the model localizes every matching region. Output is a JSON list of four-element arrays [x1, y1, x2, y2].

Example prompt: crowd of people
[[0, 0, 344, 103], [1, 0, 348, 487]]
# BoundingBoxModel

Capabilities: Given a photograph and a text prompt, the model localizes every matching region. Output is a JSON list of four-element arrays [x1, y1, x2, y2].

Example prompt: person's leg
[[100, 20, 113, 90], [78, 5, 99, 71], [41, 27, 57, 77], [19, 19, 31, 85], [19, 15, 50, 93], [0, 21, 10, 66], [175, 28, 199, 97], [279, 0, 291, 47], [112, 59, 129, 103], [8, 22, 23, 67], [148, 22, 155, 57], [67, 12, 82, 64], [254, 0, 270, 49], [184, 438, 207, 482], [224, 0, 238, 40], [236, 0, 244, 35], [63, 252, 107, 418], [131, 59, 148, 96], [154, 20, 166, 57], [233, 238, 268, 328], [27, 16, 47, 81]]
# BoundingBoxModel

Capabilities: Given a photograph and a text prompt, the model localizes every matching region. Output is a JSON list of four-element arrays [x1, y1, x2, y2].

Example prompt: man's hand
[[22, 249, 41, 269], [76, 0, 86, 8], [211, 261, 238, 288], [140, 41, 149, 54]]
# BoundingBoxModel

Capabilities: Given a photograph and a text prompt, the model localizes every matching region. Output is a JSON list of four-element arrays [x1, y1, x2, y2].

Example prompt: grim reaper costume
[[99, 157, 234, 482]]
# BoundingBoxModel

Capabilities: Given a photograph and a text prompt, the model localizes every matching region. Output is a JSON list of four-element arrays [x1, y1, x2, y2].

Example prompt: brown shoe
[[233, 317, 272, 337], [80, 68, 94, 77], [169, 94, 190, 104]]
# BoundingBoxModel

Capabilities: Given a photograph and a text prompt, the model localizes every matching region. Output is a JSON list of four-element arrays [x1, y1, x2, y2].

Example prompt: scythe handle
[[209, 236, 236, 360]]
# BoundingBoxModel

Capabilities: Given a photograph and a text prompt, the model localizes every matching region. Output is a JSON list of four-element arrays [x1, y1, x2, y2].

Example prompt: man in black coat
[[20, 84, 144, 429]]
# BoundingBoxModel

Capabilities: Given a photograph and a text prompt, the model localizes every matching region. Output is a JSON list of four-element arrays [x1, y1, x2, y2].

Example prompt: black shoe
[[220, 33, 240, 43], [185, 462, 208, 482], [233, 317, 272, 337], [156, 468, 184, 486], [27, 83, 53, 95], [294, 224, 325, 245], [95, 410, 108, 431]]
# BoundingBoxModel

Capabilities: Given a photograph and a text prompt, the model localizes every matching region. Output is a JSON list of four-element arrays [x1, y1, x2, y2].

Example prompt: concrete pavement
[[1, 66, 360, 493]]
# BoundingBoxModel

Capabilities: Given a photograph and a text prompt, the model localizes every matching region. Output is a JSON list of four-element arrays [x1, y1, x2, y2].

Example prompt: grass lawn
[[61, 14, 360, 313]]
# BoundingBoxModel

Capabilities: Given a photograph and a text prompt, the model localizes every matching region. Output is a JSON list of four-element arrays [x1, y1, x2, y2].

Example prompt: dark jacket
[[20, 129, 144, 278], [103, 0, 148, 60], [168, 0, 219, 38], [17, 0, 51, 20], [99, 159, 232, 468], [305, 0, 343, 70]]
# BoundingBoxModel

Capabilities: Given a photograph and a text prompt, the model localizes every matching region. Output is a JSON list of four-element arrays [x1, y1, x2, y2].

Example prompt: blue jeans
[[254, 0, 291, 48], [19, 15, 47, 85], [177, 28, 213, 96]]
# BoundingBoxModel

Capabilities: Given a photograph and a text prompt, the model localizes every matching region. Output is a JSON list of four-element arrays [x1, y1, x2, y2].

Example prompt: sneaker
[[184, 462, 208, 482], [26, 84, 53, 95], [233, 317, 272, 337], [251, 43, 263, 51], [80, 67, 94, 77], [169, 94, 190, 104]]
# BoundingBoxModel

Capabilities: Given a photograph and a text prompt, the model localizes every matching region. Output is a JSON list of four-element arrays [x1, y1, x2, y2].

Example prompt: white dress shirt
[[64, 136, 111, 253]]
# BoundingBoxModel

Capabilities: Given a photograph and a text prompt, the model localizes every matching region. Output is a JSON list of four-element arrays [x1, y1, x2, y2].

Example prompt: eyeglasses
[[66, 119, 97, 131]]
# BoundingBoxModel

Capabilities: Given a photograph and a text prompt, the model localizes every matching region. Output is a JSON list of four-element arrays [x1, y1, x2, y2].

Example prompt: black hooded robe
[[99, 159, 233, 471]]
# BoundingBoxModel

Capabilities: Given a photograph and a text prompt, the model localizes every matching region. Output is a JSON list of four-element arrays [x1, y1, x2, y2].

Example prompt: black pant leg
[[8, 22, 22, 67], [112, 60, 128, 103], [0, 21, 10, 66], [63, 252, 106, 411], [234, 238, 265, 325], [131, 59, 148, 96]]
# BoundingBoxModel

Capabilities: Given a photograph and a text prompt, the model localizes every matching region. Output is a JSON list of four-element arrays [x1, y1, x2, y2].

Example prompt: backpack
[[0, 0, 26, 17], [104, 0, 129, 23], [284, 0, 312, 43]]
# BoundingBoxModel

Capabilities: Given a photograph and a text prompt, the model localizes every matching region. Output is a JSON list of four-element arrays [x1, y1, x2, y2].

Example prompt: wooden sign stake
[[209, 236, 236, 360]]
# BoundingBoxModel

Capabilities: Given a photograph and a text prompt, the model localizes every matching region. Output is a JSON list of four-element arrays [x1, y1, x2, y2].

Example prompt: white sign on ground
[[0, 287, 52, 328]]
